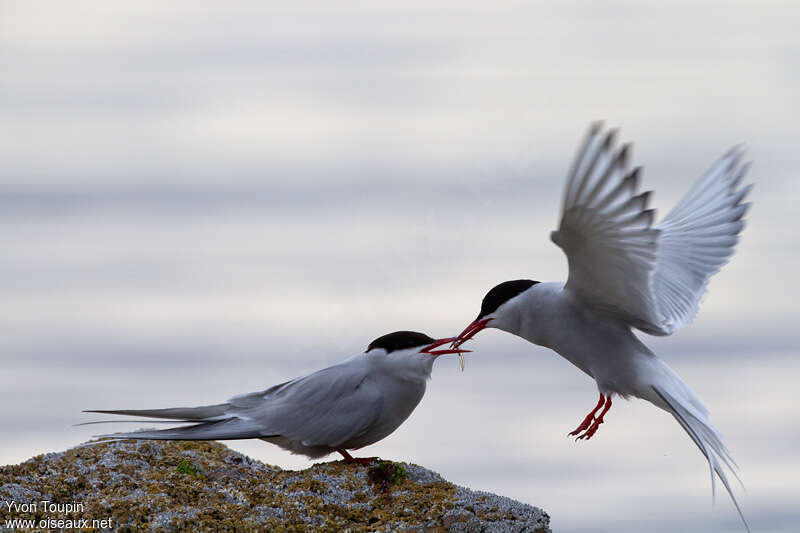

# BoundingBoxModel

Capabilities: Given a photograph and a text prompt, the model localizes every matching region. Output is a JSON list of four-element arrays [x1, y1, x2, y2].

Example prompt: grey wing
[[551, 123, 752, 335], [229, 355, 383, 448], [85, 355, 382, 447], [651, 149, 752, 333], [551, 123, 662, 332]]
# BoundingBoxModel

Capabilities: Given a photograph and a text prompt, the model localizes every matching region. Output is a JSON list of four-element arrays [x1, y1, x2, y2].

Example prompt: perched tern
[[453, 123, 752, 529], [83, 331, 469, 465]]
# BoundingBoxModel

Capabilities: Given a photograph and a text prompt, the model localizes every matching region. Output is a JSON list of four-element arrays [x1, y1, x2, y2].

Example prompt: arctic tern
[[452, 123, 752, 529], [83, 331, 469, 465]]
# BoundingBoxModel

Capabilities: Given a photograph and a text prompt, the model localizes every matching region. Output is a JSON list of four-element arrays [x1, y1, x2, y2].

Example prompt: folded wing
[[230, 356, 383, 448], [86, 355, 383, 449]]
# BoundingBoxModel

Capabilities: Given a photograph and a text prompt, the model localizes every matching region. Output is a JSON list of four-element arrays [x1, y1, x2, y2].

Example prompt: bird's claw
[[348, 456, 379, 466], [337, 448, 379, 466], [567, 413, 596, 437], [568, 394, 612, 442], [573, 417, 604, 441]]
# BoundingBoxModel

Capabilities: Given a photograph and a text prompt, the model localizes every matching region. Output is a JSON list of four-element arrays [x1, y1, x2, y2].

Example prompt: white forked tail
[[649, 383, 749, 532]]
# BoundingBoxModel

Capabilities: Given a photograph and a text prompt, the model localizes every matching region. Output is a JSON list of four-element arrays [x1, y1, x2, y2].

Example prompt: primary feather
[[551, 122, 752, 335]]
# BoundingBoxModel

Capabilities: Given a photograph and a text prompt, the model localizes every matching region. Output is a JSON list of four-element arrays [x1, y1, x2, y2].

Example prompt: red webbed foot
[[569, 394, 612, 441], [337, 449, 379, 466], [568, 394, 605, 436]]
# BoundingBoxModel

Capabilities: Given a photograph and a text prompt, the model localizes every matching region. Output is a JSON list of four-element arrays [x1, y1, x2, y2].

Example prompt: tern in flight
[[83, 331, 469, 465], [452, 123, 752, 529]]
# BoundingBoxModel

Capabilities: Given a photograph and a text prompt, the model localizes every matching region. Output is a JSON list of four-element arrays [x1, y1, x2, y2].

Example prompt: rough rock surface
[[0, 440, 551, 532]]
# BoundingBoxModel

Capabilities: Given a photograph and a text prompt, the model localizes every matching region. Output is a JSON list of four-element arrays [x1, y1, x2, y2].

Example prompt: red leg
[[336, 449, 379, 466], [568, 394, 606, 437], [575, 396, 613, 441]]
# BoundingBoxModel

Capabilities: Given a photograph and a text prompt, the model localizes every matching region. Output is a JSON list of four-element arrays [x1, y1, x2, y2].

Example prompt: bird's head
[[366, 331, 470, 379], [453, 279, 540, 347]]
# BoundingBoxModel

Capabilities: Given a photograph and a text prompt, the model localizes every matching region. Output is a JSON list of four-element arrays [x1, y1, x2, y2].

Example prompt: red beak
[[452, 317, 492, 348], [421, 337, 472, 357]]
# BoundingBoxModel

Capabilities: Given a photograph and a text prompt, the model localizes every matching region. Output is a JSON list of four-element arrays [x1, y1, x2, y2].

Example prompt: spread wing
[[551, 123, 752, 335]]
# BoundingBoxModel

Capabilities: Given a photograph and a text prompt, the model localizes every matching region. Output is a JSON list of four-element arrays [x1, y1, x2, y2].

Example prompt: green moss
[[175, 458, 204, 478], [366, 460, 408, 499]]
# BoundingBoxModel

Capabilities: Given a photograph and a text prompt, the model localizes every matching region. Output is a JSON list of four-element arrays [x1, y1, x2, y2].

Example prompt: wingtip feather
[[618, 143, 631, 168], [603, 129, 618, 150]]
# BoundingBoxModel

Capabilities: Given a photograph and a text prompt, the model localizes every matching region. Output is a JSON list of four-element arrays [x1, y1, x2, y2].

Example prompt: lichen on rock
[[0, 441, 551, 532]]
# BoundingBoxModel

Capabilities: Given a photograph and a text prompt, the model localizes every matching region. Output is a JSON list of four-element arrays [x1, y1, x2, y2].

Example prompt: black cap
[[477, 279, 539, 319], [367, 331, 436, 353]]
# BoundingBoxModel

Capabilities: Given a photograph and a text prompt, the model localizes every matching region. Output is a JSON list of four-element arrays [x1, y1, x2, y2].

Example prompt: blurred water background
[[2, 2, 799, 532]]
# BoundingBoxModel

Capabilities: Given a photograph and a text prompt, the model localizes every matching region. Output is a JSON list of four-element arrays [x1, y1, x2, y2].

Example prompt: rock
[[0, 441, 551, 532]]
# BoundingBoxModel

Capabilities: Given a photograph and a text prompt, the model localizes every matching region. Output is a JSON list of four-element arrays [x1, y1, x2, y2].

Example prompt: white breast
[[512, 282, 653, 394]]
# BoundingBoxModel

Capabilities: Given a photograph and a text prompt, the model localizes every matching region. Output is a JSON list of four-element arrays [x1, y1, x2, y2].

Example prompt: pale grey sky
[[2, 2, 798, 532]]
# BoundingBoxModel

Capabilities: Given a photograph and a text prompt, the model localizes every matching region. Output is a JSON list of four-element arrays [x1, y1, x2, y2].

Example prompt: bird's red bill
[[422, 337, 472, 356], [452, 318, 492, 348]]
